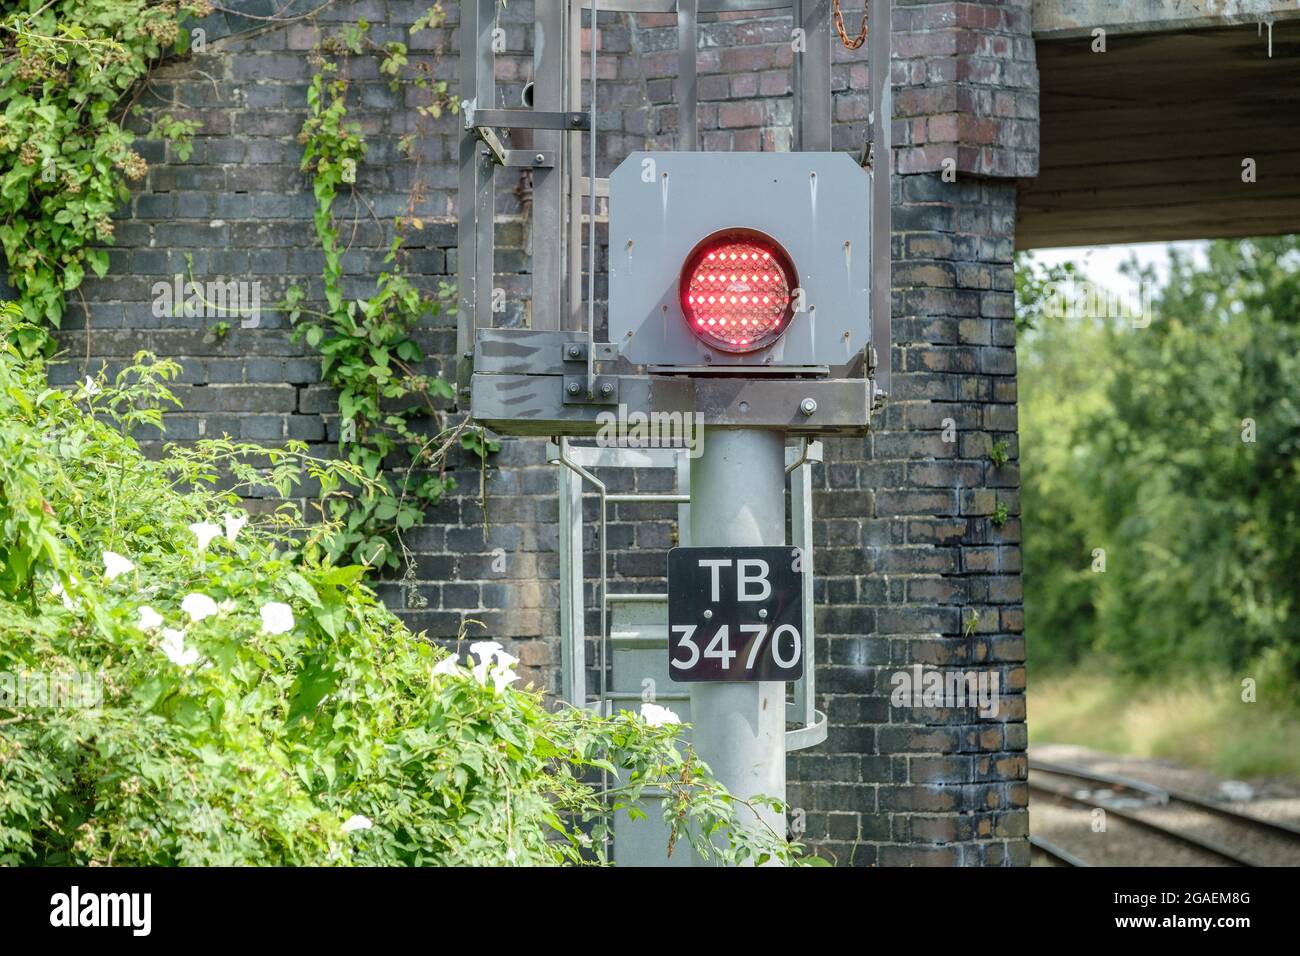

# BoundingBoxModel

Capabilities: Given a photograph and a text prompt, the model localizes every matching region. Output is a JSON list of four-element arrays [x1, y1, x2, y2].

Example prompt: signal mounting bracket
[[562, 374, 620, 405], [456, 0, 892, 436]]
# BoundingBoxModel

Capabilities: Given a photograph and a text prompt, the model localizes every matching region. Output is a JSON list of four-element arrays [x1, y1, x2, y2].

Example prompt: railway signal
[[457, 0, 892, 865], [608, 151, 875, 372]]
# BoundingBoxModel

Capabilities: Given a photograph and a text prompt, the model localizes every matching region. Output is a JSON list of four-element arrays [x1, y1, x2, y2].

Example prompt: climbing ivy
[[0, 0, 209, 338], [287, 10, 497, 572]]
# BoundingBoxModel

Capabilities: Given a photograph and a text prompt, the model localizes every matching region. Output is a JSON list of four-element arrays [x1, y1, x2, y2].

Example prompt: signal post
[[688, 428, 789, 844], [458, 0, 892, 863]]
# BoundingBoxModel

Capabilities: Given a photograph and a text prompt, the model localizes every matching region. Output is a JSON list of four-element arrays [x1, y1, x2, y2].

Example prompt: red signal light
[[680, 229, 796, 354]]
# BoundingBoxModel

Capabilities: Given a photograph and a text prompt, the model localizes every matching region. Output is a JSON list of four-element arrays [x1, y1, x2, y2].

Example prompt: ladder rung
[[611, 637, 669, 649], [576, 175, 610, 198], [607, 493, 690, 504]]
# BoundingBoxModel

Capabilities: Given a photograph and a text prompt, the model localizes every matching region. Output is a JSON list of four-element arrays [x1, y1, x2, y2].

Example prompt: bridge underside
[[1017, 22, 1300, 248]]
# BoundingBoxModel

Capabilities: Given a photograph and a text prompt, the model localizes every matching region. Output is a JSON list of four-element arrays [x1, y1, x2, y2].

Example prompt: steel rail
[[1028, 777, 1256, 867], [1031, 759, 1169, 803], [1032, 759, 1300, 844], [1028, 834, 1089, 867]]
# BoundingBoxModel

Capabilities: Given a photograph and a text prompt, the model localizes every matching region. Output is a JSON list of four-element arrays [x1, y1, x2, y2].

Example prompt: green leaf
[[282, 571, 323, 608], [287, 659, 341, 724], [311, 595, 346, 639], [62, 262, 84, 291], [86, 249, 109, 278]]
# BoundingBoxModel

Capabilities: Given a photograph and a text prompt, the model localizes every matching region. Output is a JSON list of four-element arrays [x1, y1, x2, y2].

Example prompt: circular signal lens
[[680, 230, 796, 354]]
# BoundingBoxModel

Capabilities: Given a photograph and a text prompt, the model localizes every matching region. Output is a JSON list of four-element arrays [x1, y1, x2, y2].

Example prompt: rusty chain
[[832, 0, 868, 50]]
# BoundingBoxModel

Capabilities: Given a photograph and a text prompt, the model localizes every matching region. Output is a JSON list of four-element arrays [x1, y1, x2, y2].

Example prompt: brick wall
[[24, 0, 1037, 865]]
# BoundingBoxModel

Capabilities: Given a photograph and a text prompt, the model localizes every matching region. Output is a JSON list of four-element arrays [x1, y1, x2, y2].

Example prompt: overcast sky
[[1027, 241, 1210, 301]]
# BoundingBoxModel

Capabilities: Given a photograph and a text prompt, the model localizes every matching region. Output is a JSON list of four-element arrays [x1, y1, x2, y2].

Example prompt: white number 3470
[[670, 623, 801, 670]]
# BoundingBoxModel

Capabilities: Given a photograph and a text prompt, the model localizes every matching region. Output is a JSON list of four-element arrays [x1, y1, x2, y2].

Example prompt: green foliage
[[0, 1, 487, 576], [287, 18, 484, 572], [145, 112, 200, 162], [1015, 255, 1112, 669], [1018, 239, 1300, 683], [988, 439, 1010, 468], [0, 304, 799, 866], [1013, 256, 1079, 334], [0, 0, 208, 331]]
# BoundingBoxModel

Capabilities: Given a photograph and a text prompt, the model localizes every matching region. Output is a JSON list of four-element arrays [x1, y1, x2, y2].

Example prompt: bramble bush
[[0, 304, 798, 865]]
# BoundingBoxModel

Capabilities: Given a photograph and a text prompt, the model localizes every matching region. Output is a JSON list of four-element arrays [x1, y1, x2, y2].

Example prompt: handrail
[[553, 439, 609, 708]]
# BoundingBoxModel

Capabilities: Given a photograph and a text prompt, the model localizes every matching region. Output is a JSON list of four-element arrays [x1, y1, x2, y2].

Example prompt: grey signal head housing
[[608, 151, 872, 372]]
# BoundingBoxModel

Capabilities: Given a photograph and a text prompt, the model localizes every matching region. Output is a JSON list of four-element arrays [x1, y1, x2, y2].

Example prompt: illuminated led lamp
[[679, 228, 797, 354]]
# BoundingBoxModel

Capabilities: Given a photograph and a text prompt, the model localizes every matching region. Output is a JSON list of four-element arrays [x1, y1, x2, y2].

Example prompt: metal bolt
[[534, 153, 545, 165], [568, 345, 581, 358], [600, 382, 613, 396], [758, 608, 768, 620], [800, 398, 818, 416], [566, 381, 580, 395], [570, 114, 583, 126], [703, 609, 713, 620]]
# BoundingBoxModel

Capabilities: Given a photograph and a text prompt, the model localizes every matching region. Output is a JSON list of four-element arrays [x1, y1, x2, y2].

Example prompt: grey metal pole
[[688, 428, 787, 863]]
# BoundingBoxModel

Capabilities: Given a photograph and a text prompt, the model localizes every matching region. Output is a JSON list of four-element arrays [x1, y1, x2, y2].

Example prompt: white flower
[[50, 575, 78, 611], [469, 640, 504, 685], [181, 592, 218, 623], [468, 641, 520, 691], [223, 512, 248, 543], [489, 651, 519, 693], [82, 376, 101, 397], [137, 605, 163, 631], [640, 702, 681, 728], [340, 815, 373, 834], [260, 601, 294, 635], [102, 551, 135, 581], [160, 628, 199, 668], [189, 521, 222, 553], [432, 653, 461, 677]]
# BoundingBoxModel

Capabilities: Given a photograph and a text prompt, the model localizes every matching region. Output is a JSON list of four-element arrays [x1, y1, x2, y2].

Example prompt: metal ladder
[[549, 436, 828, 746]]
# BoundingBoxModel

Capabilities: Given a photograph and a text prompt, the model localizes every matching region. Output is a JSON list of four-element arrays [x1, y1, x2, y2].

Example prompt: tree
[[1017, 237, 1300, 684]]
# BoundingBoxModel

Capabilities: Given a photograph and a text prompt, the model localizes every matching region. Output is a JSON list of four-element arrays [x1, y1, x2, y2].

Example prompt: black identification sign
[[666, 546, 804, 682]]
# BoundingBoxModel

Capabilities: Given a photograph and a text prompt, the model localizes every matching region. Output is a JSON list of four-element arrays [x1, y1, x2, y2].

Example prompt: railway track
[[1027, 834, 1091, 867], [1028, 759, 1300, 867]]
